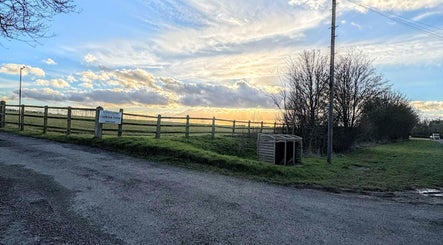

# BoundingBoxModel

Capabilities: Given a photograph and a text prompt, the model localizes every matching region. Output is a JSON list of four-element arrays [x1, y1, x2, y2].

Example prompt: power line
[[348, 0, 443, 41], [176, 3, 443, 79], [159, 2, 443, 81]]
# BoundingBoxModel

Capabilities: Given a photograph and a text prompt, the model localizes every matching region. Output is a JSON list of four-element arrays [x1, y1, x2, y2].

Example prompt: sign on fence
[[0, 101, 282, 138], [99, 110, 122, 124]]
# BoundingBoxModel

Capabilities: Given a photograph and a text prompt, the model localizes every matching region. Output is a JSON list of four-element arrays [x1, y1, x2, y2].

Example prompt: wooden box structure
[[257, 134, 302, 165]]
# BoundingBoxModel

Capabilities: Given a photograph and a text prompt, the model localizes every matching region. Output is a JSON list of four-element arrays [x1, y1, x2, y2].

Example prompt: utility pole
[[327, 0, 336, 164]]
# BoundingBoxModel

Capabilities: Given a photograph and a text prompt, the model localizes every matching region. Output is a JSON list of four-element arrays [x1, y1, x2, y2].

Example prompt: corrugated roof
[[258, 133, 302, 141]]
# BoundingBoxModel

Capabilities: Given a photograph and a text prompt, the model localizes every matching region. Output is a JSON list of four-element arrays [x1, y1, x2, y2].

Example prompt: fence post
[[232, 120, 236, 135], [19, 104, 25, 131], [0, 101, 5, 128], [118, 108, 123, 137], [273, 122, 277, 134], [185, 115, 190, 138], [67, 106, 72, 135], [260, 121, 264, 133], [94, 106, 103, 139], [211, 117, 216, 139], [43, 106, 48, 133], [155, 114, 161, 139], [292, 122, 295, 135], [247, 120, 251, 135]]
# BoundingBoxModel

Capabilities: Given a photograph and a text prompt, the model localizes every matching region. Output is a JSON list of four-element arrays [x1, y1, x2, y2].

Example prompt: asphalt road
[[0, 132, 442, 244]]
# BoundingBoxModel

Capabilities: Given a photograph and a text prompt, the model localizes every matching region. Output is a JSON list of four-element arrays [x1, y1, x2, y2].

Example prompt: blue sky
[[1, 0, 442, 120]]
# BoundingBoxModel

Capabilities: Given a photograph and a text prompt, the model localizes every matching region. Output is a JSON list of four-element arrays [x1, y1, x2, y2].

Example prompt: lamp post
[[18, 66, 26, 129], [19, 66, 26, 106]]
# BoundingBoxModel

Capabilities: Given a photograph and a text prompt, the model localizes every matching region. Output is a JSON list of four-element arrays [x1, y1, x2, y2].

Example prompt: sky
[[1, 0, 442, 121]]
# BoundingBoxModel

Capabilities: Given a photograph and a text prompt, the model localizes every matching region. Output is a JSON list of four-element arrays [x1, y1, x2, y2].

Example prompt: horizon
[[1, 0, 442, 121]]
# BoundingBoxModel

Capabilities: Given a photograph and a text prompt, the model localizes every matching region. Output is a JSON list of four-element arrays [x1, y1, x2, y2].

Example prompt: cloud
[[36, 79, 70, 88], [66, 75, 76, 82], [80, 83, 94, 89], [156, 49, 293, 83], [76, 40, 167, 69], [79, 70, 111, 83], [411, 101, 443, 112], [43, 58, 57, 65], [68, 89, 169, 105], [84, 53, 98, 63], [160, 78, 275, 108], [24, 66, 45, 77], [21, 86, 170, 106], [39, 68, 282, 109], [410, 101, 443, 119], [287, 0, 443, 12], [112, 69, 156, 89], [155, 4, 325, 57], [355, 0, 443, 11], [350, 22, 362, 30], [0, 64, 45, 77], [73, 0, 328, 80], [340, 32, 443, 66], [66, 1, 436, 87], [68, 0, 443, 78], [78, 69, 156, 89], [412, 11, 443, 21], [22, 88, 65, 101], [288, 0, 328, 10], [0, 64, 21, 75], [68, 0, 443, 83]]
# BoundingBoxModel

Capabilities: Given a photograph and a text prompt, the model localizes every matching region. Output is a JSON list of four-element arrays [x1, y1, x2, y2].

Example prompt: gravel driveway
[[1, 132, 442, 244]]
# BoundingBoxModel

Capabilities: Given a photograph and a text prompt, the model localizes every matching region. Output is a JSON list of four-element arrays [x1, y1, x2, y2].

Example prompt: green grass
[[174, 135, 258, 160], [2, 127, 442, 192], [322, 139, 443, 190]]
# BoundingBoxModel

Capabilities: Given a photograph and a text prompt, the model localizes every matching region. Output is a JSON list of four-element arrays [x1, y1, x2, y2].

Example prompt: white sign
[[99, 110, 122, 124]]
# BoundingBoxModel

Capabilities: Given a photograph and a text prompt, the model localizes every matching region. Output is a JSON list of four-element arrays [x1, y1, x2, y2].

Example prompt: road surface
[[0, 132, 442, 244]]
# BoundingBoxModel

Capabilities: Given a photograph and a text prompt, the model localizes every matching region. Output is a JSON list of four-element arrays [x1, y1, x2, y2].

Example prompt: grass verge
[[2, 129, 442, 192]]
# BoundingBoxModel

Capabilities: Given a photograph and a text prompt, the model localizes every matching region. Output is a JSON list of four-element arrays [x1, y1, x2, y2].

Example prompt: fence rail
[[0, 101, 291, 138]]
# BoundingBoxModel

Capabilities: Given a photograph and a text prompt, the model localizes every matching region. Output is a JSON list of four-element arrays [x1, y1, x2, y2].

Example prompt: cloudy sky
[[1, 0, 442, 120]]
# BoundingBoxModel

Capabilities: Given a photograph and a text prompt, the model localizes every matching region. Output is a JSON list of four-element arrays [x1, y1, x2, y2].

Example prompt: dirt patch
[[0, 164, 123, 244]]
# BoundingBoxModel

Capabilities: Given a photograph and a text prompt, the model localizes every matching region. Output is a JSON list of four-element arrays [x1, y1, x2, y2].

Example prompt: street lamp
[[19, 66, 26, 106], [18, 65, 26, 129]]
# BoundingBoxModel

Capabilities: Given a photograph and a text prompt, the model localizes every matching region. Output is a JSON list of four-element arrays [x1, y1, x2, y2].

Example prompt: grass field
[[2, 109, 275, 137], [3, 127, 442, 192]]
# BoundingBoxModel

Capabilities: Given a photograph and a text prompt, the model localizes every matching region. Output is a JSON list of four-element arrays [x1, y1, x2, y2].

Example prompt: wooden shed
[[257, 133, 302, 166]]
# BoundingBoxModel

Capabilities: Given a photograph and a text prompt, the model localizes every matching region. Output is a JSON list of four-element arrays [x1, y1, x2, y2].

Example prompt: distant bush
[[360, 92, 418, 141]]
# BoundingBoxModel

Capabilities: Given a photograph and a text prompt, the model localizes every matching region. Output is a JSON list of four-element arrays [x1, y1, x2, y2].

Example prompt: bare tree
[[0, 0, 75, 42], [273, 50, 329, 153], [334, 50, 388, 128]]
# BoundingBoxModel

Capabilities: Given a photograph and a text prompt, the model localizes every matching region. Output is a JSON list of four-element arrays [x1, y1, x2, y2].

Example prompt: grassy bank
[[2, 129, 442, 191]]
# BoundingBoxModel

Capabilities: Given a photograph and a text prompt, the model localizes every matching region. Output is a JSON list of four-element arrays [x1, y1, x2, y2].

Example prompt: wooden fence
[[0, 101, 289, 138]]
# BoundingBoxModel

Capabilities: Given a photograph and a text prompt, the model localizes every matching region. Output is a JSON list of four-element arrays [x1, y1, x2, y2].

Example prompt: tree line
[[273, 50, 418, 154], [411, 119, 442, 138]]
